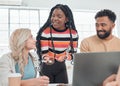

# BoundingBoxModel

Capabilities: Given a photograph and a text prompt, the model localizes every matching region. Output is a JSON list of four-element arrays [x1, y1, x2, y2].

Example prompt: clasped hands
[[43, 51, 72, 64]]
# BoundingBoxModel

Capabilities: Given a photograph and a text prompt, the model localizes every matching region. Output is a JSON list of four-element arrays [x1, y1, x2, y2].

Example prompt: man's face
[[95, 16, 115, 39]]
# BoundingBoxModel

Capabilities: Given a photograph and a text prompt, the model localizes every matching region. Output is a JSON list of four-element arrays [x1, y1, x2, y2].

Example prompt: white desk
[[49, 84, 72, 86]]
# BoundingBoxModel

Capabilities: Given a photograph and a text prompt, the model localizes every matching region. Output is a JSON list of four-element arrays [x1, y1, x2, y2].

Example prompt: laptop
[[72, 52, 120, 86]]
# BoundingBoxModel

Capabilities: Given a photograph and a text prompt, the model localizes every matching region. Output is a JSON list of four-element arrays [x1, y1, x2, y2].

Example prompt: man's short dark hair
[[95, 9, 116, 23]]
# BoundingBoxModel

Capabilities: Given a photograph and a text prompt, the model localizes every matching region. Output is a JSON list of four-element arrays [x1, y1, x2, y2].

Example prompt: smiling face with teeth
[[51, 8, 68, 30]]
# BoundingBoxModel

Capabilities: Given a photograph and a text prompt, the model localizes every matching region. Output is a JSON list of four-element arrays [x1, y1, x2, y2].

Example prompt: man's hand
[[103, 66, 120, 86]]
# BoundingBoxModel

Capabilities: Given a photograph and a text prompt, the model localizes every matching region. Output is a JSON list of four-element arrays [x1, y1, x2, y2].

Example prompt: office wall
[[23, 0, 120, 11], [22, 0, 120, 37]]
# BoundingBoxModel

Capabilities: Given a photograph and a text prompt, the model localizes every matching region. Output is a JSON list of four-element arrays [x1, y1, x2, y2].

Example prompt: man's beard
[[97, 29, 111, 39]]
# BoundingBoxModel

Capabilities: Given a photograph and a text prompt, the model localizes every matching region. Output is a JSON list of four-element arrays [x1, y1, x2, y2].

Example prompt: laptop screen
[[72, 52, 120, 86]]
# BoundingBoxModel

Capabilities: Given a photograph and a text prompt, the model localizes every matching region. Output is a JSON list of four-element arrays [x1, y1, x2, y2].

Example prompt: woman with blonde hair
[[0, 28, 49, 86]]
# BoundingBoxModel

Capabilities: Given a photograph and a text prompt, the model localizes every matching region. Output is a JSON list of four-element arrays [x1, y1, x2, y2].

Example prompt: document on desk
[[49, 84, 58, 86]]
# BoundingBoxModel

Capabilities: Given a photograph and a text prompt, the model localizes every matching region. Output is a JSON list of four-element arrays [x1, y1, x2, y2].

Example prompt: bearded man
[[80, 9, 120, 52]]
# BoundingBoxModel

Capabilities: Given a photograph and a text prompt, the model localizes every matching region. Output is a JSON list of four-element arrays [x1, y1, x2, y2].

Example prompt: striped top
[[39, 27, 78, 60]]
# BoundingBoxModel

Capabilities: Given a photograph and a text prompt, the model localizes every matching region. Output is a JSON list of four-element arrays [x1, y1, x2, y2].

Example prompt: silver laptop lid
[[72, 52, 120, 86]]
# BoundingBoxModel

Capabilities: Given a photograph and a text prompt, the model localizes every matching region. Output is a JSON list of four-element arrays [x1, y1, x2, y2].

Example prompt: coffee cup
[[8, 73, 21, 86]]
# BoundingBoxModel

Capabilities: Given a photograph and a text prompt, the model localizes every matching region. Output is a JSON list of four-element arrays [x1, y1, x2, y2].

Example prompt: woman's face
[[25, 34, 36, 50], [51, 8, 68, 30]]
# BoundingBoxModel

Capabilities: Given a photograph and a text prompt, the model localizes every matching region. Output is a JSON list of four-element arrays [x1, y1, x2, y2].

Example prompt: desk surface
[[49, 84, 72, 86]]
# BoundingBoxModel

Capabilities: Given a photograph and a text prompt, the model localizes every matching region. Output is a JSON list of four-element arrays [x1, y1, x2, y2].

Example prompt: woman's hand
[[55, 52, 72, 62], [42, 54, 54, 65], [55, 55, 67, 62], [38, 76, 50, 86], [21, 76, 49, 86]]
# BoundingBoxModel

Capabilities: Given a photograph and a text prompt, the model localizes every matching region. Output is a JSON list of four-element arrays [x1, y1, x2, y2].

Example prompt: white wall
[[22, 0, 120, 11]]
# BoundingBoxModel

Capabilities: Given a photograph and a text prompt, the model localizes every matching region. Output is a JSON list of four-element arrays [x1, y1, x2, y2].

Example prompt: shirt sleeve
[[80, 39, 90, 52], [72, 31, 79, 53], [0, 54, 15, 86]]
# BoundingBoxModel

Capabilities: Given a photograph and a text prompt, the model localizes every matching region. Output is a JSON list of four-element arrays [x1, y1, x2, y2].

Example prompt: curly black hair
[[95, 9, 116, 23], [39, 4, 76, 31]]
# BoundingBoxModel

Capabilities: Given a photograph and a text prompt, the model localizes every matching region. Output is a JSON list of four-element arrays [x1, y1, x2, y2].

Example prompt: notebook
[[72, 52, 120, 86]]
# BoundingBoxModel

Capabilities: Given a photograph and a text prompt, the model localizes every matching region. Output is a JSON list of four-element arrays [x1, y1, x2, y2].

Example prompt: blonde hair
[[9, 28, 31, 75]]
